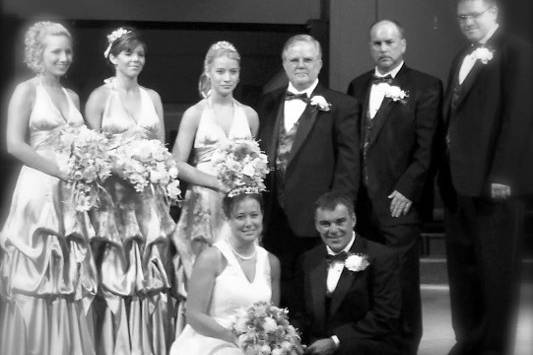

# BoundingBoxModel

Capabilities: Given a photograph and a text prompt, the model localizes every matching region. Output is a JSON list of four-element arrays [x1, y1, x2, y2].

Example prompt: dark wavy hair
[[106, 27, 147, 62], [222, 193, 263, 218]]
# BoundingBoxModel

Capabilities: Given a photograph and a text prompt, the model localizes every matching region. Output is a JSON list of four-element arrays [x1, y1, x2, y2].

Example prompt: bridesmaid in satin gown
[[0, 21, 97, 355], [84, 27, 175, 355], [170, 41, 259, 331]]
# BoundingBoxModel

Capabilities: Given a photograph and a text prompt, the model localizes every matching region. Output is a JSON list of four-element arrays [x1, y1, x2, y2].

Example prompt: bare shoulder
[[267, 251, 281, 271], [64, 88, 80, 107], [195, 245, 226, 275], [87, 84, 111, 104], [13, 78, 37, 99], [181, 100, 206, 124], [143, 87, 162, 102]]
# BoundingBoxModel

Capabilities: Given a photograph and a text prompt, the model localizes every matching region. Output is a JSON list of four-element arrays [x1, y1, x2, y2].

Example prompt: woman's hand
[[214, 180, 230, 194]]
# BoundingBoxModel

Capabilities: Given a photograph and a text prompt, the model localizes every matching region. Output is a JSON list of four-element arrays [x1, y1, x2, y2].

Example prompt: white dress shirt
[[458, 24, 499, 85], [326, 232, 356, 294], [368, 62, 404, 119], [283, 79, 319, 132]]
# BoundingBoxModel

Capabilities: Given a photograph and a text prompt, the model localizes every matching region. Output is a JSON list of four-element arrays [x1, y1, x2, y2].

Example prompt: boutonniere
[[383, 84, 409, 104], [309, 95, 332, 112], [344, 253, 370, 272], [472, 47, 494, 64]]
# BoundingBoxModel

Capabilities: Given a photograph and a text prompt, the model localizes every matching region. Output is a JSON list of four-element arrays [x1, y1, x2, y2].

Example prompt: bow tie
[[285, 92, 310, 102], [371, 74, 393, 85], [326, 251, 348, 264]]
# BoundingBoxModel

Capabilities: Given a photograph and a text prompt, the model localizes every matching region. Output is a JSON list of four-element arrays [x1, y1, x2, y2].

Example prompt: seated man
[[293, 192, 402, 355]]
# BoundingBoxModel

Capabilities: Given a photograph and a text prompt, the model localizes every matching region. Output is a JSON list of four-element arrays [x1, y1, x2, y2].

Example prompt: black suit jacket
[[257, 84, 360, 237], [438, 29, 533, 202], [292, 236, 401, 354], [347, 65, 442, 225]]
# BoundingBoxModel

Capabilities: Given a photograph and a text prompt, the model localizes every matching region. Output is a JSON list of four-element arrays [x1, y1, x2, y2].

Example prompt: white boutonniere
[[472, 47, 494, 64], [383, 84, 409, 104], [309, 95, 332, 112], [344, 253, 370, 272]]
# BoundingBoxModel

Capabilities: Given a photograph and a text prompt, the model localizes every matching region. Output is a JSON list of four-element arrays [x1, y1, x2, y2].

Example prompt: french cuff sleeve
[[330, 335, 340, 348]]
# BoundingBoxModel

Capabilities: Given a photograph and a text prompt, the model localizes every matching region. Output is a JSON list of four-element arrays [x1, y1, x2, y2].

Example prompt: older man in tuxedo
[[438, 1, 533, 354], [293, 192, 401, 355], [257, 35, 359, 310], [347, 20, 442, 355]]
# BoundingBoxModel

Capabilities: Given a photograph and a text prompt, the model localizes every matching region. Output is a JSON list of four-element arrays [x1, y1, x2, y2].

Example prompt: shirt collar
[[326, 232, 356, 255], [478, 24, 499, 45], [287, 79, 319, 97], [374, 61, 404, 79]]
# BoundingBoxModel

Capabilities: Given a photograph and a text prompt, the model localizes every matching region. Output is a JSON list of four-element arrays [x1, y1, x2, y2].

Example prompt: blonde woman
[[0, 21, 97, 355]]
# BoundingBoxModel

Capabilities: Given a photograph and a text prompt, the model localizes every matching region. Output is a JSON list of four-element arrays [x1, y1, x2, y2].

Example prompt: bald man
[[347, 19, 442, 355]]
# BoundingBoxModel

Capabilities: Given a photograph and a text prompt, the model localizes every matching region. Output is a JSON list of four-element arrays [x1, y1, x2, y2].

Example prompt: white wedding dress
[[170, 239, 272, 355]]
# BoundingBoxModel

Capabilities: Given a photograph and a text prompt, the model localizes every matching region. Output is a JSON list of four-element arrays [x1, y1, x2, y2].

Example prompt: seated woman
[[170, 191, 280, 355]]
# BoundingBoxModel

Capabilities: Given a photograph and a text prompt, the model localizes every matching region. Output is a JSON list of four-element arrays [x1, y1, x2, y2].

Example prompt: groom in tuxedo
[[347, 19, 442, 355], [257, 35, 359, 310], [438, 1, 533, 354], [293, 192, 401, 355]]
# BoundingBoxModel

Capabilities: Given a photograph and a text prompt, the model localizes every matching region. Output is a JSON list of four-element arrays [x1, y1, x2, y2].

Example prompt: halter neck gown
[[0, 80, 98, 355]]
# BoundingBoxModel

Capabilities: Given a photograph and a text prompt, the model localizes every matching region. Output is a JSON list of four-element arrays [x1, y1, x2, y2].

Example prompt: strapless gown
[[171, 99, 252, 331], [90, 79, 176, 355], [170, 240, 272, 355], [0, 81, 98, 355]]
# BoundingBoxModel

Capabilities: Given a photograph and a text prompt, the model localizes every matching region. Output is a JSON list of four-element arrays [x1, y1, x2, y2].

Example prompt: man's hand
[[491, 183, 511, 200], [304, 338, 337, 355], [388, 190, 412, 217]]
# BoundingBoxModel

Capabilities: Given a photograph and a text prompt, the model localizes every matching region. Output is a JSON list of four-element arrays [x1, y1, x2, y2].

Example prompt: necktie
[[326, 251, 348, 265], [371, 74, 393, 85], [285, 92, 309, 103]]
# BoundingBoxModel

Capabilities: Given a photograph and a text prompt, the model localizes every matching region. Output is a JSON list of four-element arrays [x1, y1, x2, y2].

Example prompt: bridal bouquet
[[109, 138, 181, 203], [211, 138, 269, 197], [57, 125, 113, 212], [231, 301, 302, 355]]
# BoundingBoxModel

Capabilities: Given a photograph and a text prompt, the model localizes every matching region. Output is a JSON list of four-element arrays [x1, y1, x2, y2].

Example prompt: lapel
[[309, 247, 328, 327], [329, 235, 368, 316], [266, 89, 286, 170], [360, 73, 373, 145], [443, 51, 466, 123], [285, 85, 323, 170], [367, 65, 409, 147]]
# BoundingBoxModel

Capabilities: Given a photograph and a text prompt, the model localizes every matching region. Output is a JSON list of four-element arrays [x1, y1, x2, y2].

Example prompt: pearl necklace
[[230, 245, 257, 260]]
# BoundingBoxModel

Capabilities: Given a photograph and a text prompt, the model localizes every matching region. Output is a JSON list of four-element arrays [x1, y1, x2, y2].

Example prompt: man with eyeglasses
[[438, 1, 533, 354]]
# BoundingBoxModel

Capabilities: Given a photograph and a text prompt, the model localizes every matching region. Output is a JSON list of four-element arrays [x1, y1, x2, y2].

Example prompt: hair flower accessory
[[344, 253, 370, 272], [104, 27, 131, 58], [472, 47, 494, 64], [384, 84, 409, 104], [310, 95, 332, 112]]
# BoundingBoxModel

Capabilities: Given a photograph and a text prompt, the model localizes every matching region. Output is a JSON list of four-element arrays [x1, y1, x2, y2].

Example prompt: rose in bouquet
[[109, 138, 181, 203], [231, 301, 302, 355], [211, 138, 269, 197], [57, 125, 113, 212]]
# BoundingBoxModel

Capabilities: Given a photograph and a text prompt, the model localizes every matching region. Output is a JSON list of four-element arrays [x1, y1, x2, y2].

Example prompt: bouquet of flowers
[[109, 138, 181, 203], [211, 138, 269, 197], [231, 301, 302, 355], [57, 125, 113, 212]]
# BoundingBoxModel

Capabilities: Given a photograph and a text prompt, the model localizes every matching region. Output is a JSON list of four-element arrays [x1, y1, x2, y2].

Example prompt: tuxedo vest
[[275, 112, 301, 208]]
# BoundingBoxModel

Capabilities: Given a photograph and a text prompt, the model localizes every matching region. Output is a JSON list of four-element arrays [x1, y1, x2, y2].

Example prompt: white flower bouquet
[[109, 138, 181, 203], [58, 125, 113, 212], [231, 301, 302, 355], [211, 138, 269, 197]]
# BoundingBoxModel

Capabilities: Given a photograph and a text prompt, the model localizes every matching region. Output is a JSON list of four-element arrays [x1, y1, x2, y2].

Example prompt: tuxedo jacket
[[292, 236, 401, 353], [257, 84, 360, 237], [438, 29, 533, 202], [347, 65, 442, 225]]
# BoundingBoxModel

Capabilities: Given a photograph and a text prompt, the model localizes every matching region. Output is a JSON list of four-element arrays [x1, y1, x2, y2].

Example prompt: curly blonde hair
[[24, 21, 71, 73]]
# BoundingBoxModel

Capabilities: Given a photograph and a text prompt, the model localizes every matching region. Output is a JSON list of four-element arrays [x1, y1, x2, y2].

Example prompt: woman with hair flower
[[170, 163, 281, 354], [84, 27, 175, 355], [0, 21, 97, 354], [171, 41, 259, 328]]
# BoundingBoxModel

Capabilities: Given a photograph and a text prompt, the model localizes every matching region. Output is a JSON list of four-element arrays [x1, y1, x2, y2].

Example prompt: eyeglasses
[[457, 7, 491, 22]]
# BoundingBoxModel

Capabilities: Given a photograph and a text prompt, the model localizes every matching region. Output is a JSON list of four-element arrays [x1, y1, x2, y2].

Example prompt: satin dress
[[0, 80, 98, 355], [170, 240, 272, 355], [171, 98, 252, 331], [91, 79, 176, 355]]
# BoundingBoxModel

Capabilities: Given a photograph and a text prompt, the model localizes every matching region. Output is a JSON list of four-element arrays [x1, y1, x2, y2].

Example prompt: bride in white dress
[[170, 192, 280, 354]]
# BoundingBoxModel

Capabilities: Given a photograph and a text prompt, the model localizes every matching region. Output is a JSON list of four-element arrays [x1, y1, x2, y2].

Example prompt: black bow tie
[[326, 251, 348, 264], [371, 74, 393, 85], [285, 92, 309, 102]]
